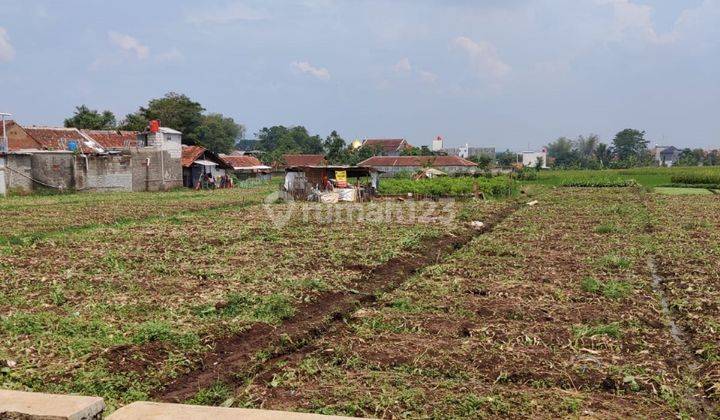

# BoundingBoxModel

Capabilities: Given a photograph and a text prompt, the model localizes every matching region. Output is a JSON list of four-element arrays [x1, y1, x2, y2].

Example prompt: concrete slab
[[107, 402, 359, 420], [0, 389, 105, 419]]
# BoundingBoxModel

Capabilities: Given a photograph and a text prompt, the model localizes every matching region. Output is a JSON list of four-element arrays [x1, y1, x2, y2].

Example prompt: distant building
[[220, 154, 272, 180], [521, 149, 548, 168], [280, 154, 327, 169], [181, 145, 233, 188], [361, 138, 412, 156], [1, 120, 182, 193], [431, 136, 444, 152], [653, 146, 682, 167], [443, 144, 495, 160], [359, 155, 477, 176]]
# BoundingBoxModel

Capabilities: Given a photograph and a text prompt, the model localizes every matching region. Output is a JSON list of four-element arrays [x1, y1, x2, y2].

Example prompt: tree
[[401, 146, 436, 156], [496, 150, 517, 167], [576, 134, 599, 161], [255, 125, 324, 164], [469, 153, 493, 169], [323, 130, 347, 163], [546, 137, 578, 167], [118, 112, 149, 131], [64, 105, 116, 130], [612, 129, 649, 164], [193, 113, 243, 154], [594, 143, 612, 168], [706, 150, 720, 166], [119, 92, 205, 144]]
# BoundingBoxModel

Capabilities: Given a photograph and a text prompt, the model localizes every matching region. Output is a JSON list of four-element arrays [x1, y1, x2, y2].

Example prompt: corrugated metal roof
[[220, 154, 263, 168]]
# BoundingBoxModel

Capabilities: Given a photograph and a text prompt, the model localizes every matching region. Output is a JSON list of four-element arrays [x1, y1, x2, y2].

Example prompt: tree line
[[64, 92, 244, 154], [545, 129, 720, 168]]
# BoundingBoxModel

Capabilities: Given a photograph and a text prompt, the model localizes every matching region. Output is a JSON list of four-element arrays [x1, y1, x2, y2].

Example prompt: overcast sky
[[1, 0, 718, 150]]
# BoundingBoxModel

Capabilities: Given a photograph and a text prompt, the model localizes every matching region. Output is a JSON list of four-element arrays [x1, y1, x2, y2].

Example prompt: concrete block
[[0, 389, 105, 419], [107, 401, 359, 420]]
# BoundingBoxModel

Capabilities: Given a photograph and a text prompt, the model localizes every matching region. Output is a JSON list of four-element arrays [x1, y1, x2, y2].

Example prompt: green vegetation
[[560, 177, 638, 187], [379, 176, 517, 198], [581, 277, 632, 299]]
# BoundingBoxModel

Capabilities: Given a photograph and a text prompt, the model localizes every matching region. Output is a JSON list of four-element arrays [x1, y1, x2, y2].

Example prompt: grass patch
[[573, 322, 622, 342], [654, 187, 713, 196], [187, 381, 232, 406], [581, 278, 632, 300]]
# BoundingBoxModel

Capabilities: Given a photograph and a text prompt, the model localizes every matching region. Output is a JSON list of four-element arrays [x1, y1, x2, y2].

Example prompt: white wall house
[[521, 149, 548, 168]]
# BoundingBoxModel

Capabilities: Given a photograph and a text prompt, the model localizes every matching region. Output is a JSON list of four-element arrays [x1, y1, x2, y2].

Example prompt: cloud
[[156, 48, 184, 63], [453, 36, 510, 79], [108, 31, 149, 59], [188, 2, 267, 24], [596, 0, 680, 44], [391, 58, 437, 83], [393, 57, 412, 73], [0, 27, 15, 62], [291, 60, 330, 80], [418, 70, 438, 83]]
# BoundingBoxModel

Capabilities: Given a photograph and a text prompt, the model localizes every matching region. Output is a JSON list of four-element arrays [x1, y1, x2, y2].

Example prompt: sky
[[0, 0, 719, 150]]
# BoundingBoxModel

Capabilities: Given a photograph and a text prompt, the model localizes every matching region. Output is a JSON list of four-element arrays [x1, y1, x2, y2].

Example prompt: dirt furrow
[[153, 201, 522, 402]]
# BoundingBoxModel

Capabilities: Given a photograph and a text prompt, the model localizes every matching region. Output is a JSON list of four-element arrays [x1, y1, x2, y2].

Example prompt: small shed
[[283, 165, 381, 202], [181, 146, 233, 188], [220, 154, 272, 180]]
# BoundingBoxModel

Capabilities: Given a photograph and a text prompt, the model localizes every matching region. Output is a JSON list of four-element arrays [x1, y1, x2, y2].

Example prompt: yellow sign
[[335, 170, 347, 184]]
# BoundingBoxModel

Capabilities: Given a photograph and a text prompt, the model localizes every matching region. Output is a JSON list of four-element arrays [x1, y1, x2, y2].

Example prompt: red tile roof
[[362, 138, 411, 153], [181, 145, 206, 168], [358, 156, 478, 167], [81, 130, 138, 149], [22, 126, 105, 153], [0, 120, 43, 150], [220, 155, 263, 168], [282, 154, 327, 166]]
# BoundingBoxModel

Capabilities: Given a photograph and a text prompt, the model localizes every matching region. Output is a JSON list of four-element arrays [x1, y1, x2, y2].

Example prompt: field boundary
[[153, 201, 523, 402]]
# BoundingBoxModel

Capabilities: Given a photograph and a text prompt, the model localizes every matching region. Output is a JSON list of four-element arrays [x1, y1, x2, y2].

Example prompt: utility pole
[[0, 112, 10, 154]]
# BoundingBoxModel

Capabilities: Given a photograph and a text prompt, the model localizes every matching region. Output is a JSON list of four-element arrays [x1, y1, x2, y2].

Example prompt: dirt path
[[154, 202, 522, 402]]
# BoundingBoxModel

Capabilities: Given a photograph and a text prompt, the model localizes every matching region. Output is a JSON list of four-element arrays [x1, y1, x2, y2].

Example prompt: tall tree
[[612, 129, 649, 163], [119, 92, 205, 144], [575, 134, 599, 160], [64, 105, 116, 130], [256, 125, 324, 155], [193, 113, 244, 154], [323, 130, 347, 163], [546, 137, 578, 167], [594, 142, 612, 167]]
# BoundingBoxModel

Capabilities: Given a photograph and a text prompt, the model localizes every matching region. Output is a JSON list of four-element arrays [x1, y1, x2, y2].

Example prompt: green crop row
[[670, 172, 720, 185], [378, 176, 518, 198], [560, 177, 639, 188]]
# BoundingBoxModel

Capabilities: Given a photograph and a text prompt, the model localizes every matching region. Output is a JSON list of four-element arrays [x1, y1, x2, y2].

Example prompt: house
[[361, 138, 412, 156], [0, 120, 43, 150], [279, 154, 327, 169], [1, 120, 183, 194], [444, 144, 496, 160], [654, 146, 682, 167], [182, 145, 233, 188], [220, 154, 272, 180], [521, 149, 548, 168], [81, 130, 139, 149], [283, 164, 380, 201], [358, 155, 477, 176]]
